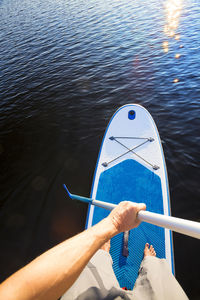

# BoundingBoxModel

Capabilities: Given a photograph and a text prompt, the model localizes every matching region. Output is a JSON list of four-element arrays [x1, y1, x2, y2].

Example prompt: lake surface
[[0, 0, 200, 298]]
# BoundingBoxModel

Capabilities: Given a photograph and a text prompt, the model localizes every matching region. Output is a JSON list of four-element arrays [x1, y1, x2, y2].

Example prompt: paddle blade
[[63, 184, 72, 198]]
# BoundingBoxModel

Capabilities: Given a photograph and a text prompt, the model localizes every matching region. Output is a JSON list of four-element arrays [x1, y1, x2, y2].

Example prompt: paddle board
[[86, 104, 174, 289]]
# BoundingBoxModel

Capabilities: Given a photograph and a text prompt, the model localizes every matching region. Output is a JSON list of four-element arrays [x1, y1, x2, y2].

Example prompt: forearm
[[0, 217, 117, 300], [0, 201, 146, 300]]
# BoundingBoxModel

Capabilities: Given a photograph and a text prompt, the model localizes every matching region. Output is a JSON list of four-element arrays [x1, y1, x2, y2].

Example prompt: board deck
[[86, 104, 174, 289]]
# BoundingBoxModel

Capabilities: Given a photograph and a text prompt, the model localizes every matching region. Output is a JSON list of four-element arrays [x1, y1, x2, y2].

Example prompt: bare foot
[[101, 240, 111, 253], [144, 243, 156, 257]]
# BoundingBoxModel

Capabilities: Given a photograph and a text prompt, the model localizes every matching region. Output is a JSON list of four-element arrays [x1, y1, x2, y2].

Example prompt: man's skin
[[0, 201, 146, 300]]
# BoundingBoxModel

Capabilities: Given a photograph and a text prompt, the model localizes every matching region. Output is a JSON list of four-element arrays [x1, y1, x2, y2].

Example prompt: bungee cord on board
[[102, 136, 160, 170]]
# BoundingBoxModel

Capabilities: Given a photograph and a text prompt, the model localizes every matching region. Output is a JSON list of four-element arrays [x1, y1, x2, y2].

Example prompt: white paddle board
[[86, 104, 174, 289]]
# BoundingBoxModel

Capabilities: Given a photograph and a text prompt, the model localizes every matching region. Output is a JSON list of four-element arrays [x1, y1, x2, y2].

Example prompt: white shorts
[[61, 249, 188, 300]]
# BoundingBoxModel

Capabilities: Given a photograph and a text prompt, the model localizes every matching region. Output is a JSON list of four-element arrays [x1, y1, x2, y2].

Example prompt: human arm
[[0, 201, 146, 300]]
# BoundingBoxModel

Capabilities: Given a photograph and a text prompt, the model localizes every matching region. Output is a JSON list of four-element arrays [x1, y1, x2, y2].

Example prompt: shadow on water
[[0, 0, 200, 298]]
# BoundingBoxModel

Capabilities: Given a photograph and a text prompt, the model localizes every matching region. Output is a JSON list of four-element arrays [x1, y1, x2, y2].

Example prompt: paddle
[[63, 184, 200, 240]]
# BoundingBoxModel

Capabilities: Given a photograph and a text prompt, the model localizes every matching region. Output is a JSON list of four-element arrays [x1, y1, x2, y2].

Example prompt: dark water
[[0, 0, 200, 298]]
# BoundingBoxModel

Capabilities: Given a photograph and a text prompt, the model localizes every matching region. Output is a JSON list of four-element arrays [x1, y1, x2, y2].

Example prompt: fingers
[[137, 203, 146, 211], [135, 203, 146, 217], [134, 202, 146, 227]]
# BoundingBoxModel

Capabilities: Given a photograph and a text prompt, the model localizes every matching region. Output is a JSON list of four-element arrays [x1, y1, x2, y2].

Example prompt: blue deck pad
[[92, 159, 165, 289]]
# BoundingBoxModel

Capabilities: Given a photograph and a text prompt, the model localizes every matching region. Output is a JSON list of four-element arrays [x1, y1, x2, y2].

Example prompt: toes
[[150, 245, 156, 255], [144, 243, 156, 257], [144, 243, 150, 256]]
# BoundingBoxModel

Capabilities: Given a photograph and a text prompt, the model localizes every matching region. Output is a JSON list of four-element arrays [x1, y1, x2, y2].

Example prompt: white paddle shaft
[[138, 210, 200, 239], [92, 199, 200, 239]]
